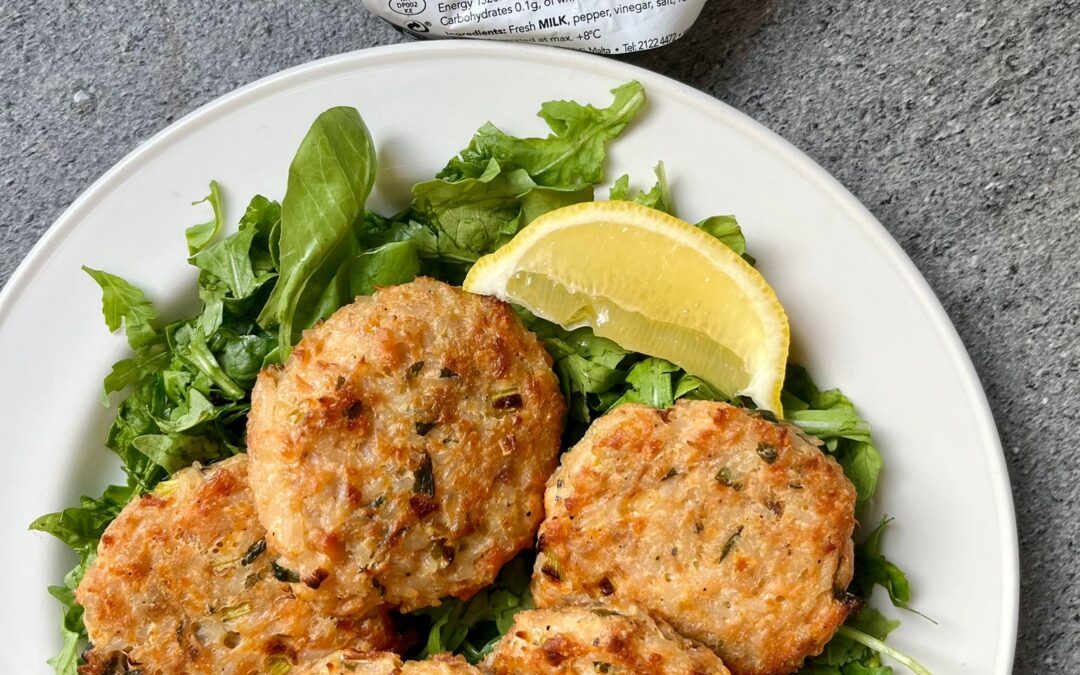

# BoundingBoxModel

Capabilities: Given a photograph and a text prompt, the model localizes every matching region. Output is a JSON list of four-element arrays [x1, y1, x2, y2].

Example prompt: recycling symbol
[[405, 20, 431, 33]]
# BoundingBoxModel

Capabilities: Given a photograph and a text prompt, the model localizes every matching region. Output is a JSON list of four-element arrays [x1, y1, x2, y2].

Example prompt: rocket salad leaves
[[31, 82, 927, 675], [436, 80, 645, 186]]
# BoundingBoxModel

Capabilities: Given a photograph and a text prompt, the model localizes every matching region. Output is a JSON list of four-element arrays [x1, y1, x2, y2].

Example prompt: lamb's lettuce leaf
[[257, 106, 377, 355]]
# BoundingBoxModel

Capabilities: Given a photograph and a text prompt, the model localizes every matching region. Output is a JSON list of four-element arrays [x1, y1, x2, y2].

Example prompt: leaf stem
[[837, 626, 932, 675], [789, 416, 871, 436]]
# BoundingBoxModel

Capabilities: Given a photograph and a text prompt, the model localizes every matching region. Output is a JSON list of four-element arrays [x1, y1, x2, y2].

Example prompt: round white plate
[[1, 42, 1016, 673]]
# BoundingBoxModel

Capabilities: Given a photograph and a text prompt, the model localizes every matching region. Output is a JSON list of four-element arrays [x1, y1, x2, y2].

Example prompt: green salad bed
[[32, 82, 927, 675]]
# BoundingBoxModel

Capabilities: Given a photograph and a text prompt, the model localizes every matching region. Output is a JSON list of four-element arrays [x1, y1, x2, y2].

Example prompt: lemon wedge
[[463, 201, 790, 415]]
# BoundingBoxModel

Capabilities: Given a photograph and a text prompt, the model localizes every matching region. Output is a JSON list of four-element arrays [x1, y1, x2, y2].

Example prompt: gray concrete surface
[[1, 0, 1076, 671]]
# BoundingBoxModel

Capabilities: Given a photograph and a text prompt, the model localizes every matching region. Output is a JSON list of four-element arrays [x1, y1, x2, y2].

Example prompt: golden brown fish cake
[[247, 278, 565, 617], [532, 401, 858, 675], [484, 605, 730, 674], [297, 651, 481, 674], [76, 455, 404, 675]]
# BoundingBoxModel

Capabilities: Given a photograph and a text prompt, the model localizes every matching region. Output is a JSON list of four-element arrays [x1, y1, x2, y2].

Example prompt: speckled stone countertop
[[1, 1, 1076, 671]]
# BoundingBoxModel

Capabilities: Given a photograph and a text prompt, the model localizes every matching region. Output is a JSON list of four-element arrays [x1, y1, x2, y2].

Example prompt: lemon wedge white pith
[[463, 201, 790, 415]]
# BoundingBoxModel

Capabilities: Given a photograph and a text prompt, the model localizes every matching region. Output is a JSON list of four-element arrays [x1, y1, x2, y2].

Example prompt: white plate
[[0, 42, 1017, 673]]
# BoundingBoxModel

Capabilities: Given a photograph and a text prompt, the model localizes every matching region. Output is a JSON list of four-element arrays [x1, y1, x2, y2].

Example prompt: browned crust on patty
[[532, 401, 857, 675], [484, 605, 731, 674], [76, 455, 405, 675], [247, 278, 565, 616]]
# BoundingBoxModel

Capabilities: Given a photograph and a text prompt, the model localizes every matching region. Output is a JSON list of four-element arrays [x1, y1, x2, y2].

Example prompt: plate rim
[[1, 40, 1019, 671]]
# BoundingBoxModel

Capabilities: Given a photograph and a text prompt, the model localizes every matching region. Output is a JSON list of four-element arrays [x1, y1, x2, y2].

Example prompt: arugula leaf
[[190, 208, 276, 300], [189, 194, 280, 338], [673, 372, 729, 401], [32, 485, 137, 675], [834, 624, 931, 675], [237, 194, 282, 278], [413, 554, 534, 663], [258, 107, 377, 354], [799, 604, 933, 673], [86, 250, 270, 492], [609, 357, 680, 409], [379, 82, 644, 285], [105, 379, 168, 489], [438, 81, 645, 187], [799, 606, 899, 674], [101, 344, 169, 400], [82, 267, 159, 349], [516, 309, 631, 424], [844, 665, 893, 675], [133, 433, 225, 473], [185, 180, 224, 254], [782, 365, 880, 507], [167, 323, 245, 400], [696, 215, 753, 263], [44, 558, 106, 675], [47, 580, 82, 675], [817, 607, 899, 666], [610, 162, 675, 215], [30, 484, 135, 554], [147, 387, 218, 433], [79, 160, 281, 506], [196, 276, 227, 337], [782, 366, 868, 438], [851, 517, 912, 609], [838, 442, 884, 508]]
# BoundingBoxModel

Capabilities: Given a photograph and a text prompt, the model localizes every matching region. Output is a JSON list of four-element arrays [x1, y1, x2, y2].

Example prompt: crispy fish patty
[[298, 651, 481, 674], [532, 401, 858, 675], [76, 455, 404, 675], [247, 278, 565, 616], [484, 605, 731, 674]]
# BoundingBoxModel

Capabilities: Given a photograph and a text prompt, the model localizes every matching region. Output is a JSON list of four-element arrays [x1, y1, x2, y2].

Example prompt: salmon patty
[[532, 400, 858, 675], [298, 651, 481, 674], [247, 278, 565, 616], [484, 605, 731, 674], [76, 455, 404, 675]]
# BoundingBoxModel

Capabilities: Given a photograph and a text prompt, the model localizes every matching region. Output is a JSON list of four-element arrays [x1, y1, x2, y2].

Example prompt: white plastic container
[[362, 0, 707, 54]]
